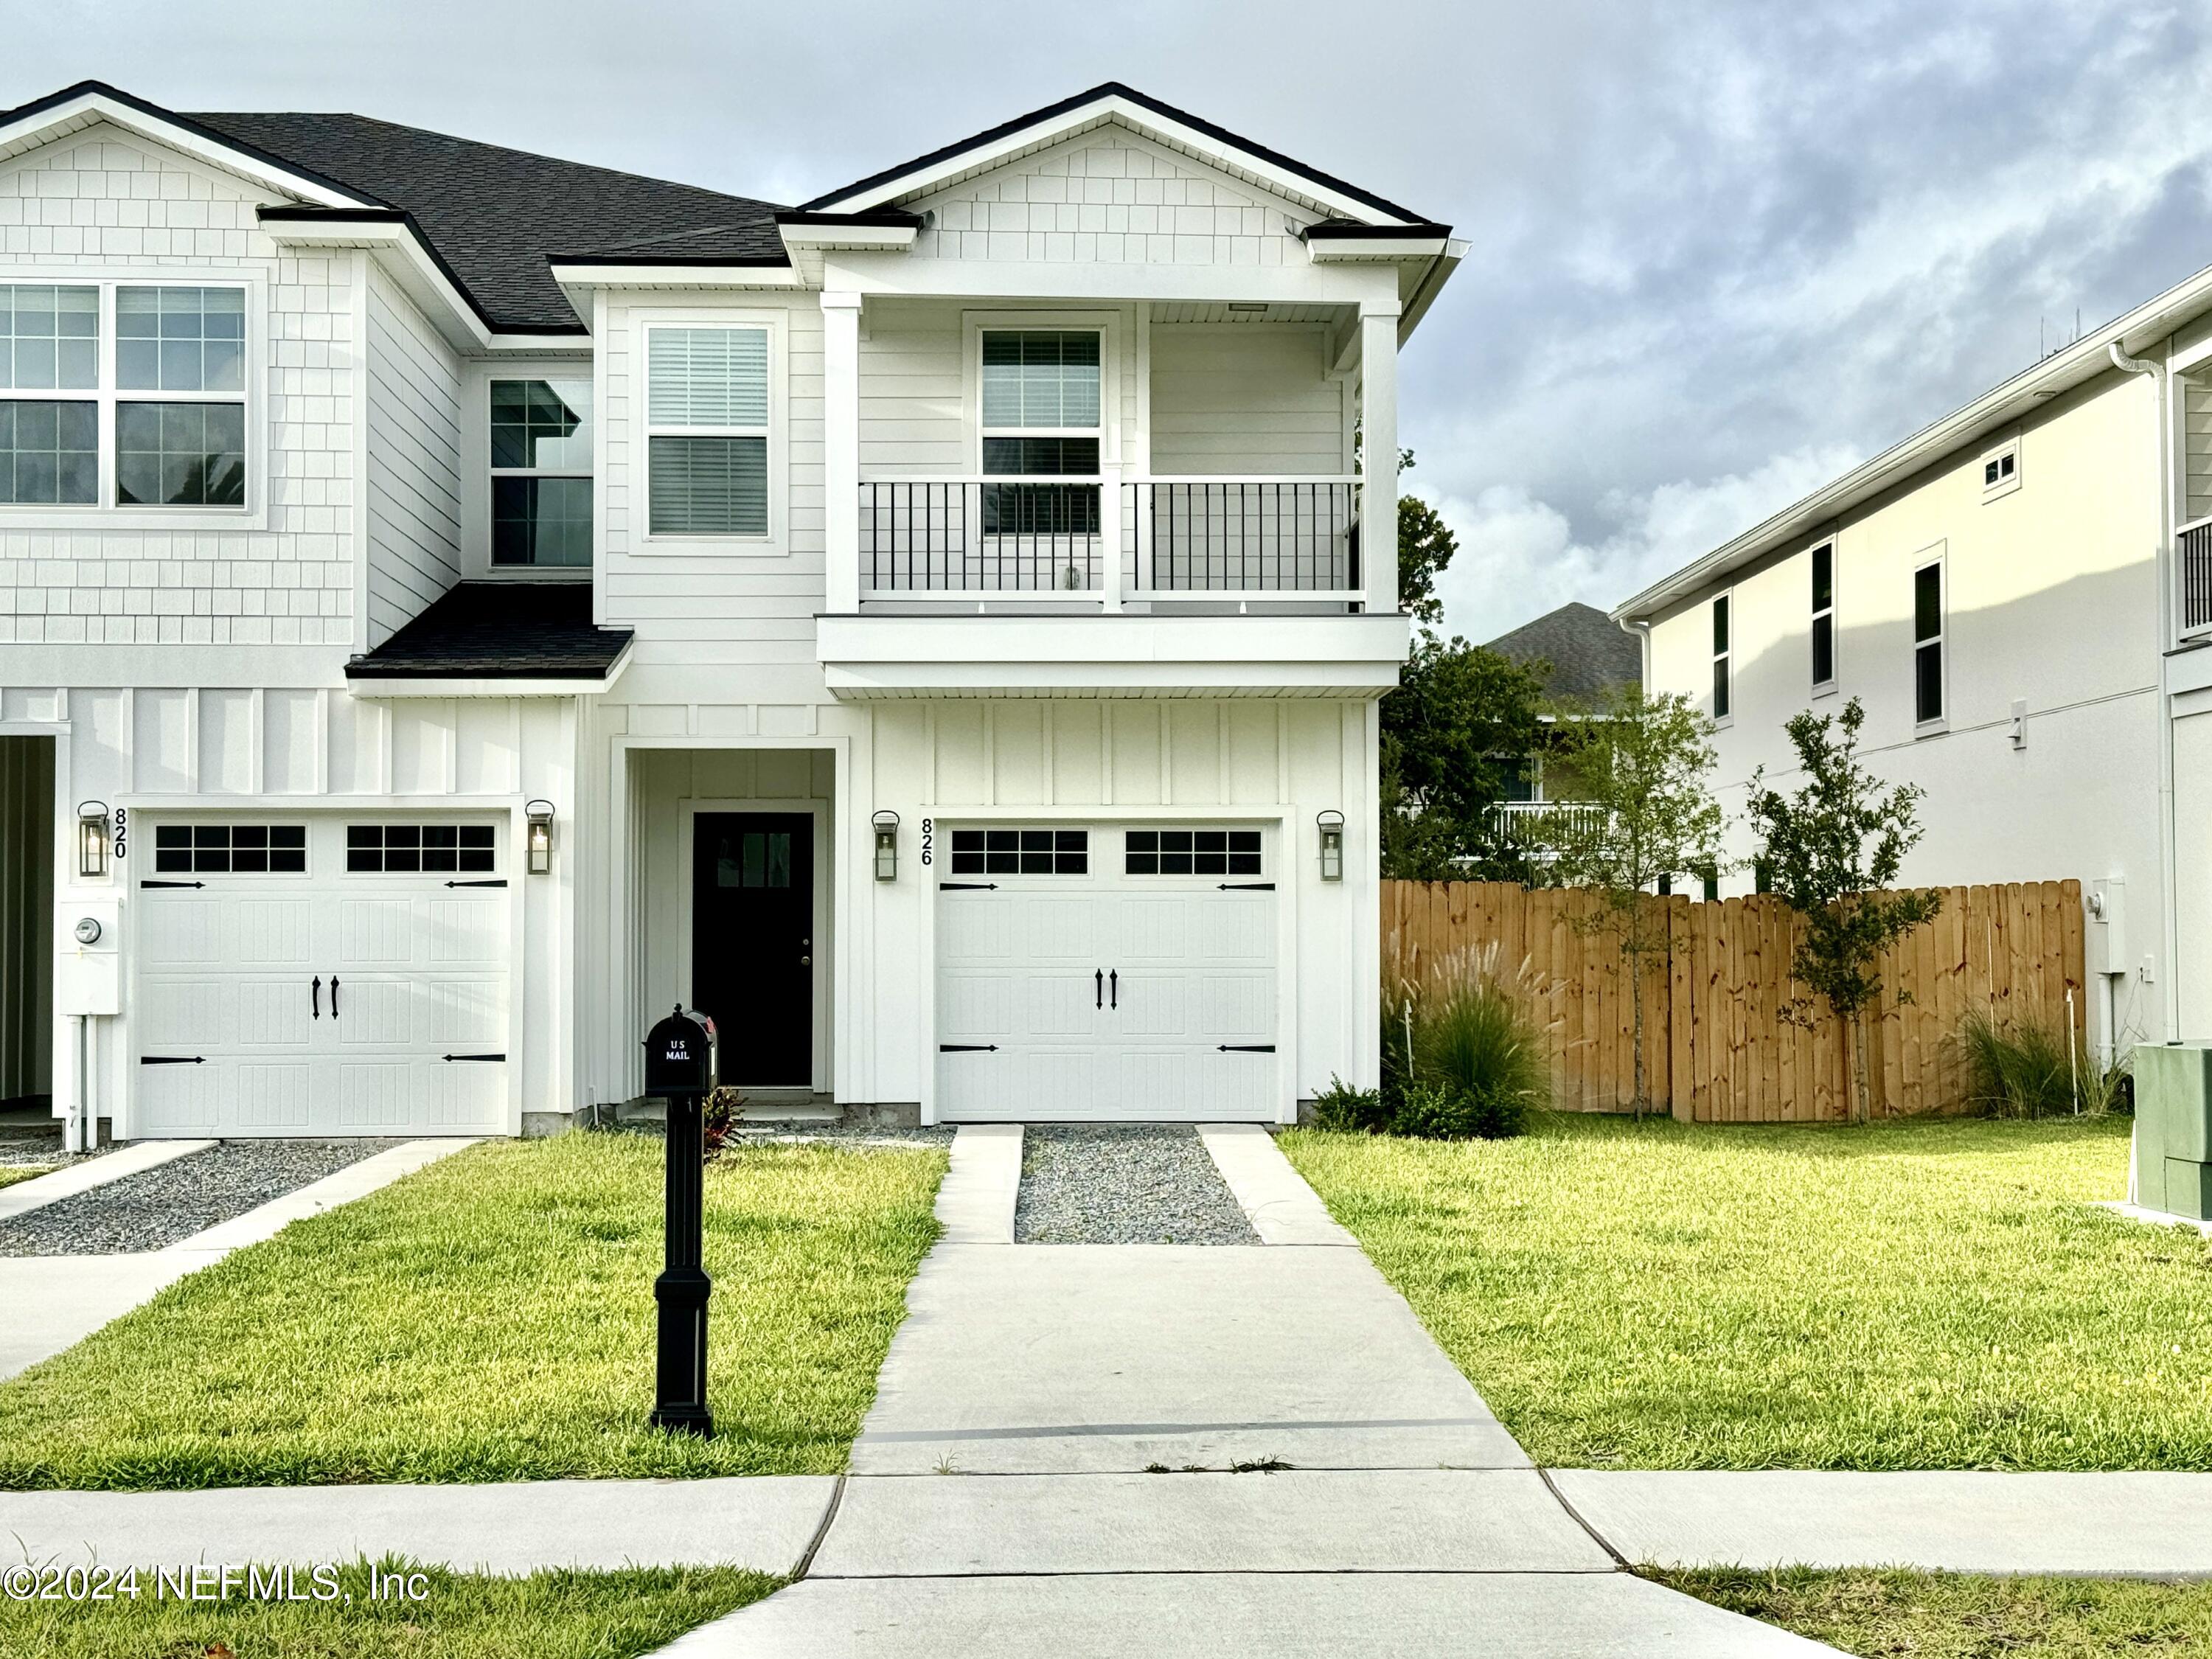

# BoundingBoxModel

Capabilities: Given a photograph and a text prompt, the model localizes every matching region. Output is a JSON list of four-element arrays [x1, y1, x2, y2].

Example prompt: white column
[[1359, 304, 1401, 613], [822, 292, 862, 614], [1099, 459, 1124, 612]]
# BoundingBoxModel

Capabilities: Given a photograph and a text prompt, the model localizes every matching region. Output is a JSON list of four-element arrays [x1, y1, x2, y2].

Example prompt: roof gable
[[1485, 602, 1642, 700]]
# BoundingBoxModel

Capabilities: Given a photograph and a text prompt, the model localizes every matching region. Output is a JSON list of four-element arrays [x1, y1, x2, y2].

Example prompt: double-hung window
[[0, 281, 247, 510], [1810, 543, 1835, 689], [1913, 557, 1945, 725], [1711, 593, 1732, 720], [647, 326, 769, 538], [490, 378, 593, 566], [980, 330, 1100, 535]]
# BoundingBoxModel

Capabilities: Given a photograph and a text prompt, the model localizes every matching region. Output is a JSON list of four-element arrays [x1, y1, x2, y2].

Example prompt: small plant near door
[[701, 1085, 748, 1157]]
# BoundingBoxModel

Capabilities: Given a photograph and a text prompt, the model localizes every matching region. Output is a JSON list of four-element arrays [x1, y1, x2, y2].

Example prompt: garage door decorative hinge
[[1218, 882, 1275, 890], [938, 1043, 998, 1052], [139, 880, 203, 889], [938, 882, 998, 891], [445, 879, 506, 888], [139, 1054, 206, 1065], [443, 1053, 507, 1062], [1218, 1044, 1276, 1053]]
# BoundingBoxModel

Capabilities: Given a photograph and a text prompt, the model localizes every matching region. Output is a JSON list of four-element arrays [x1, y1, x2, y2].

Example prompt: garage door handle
[[1110, 970, 1117, 1010], [1219, 882, 1275, 890], [311, 976, 321, 1020], [939, 1043, 998, 1052], [140, 1054, 205, 1065], [1219, 1044, 1276, 1053], [445, 1053, 506, 1062], [330, 976, 340, 1020], [1096, 969, 1103, 1009]]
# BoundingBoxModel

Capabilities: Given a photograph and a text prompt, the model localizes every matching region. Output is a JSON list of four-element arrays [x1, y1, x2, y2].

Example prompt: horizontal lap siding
[[1147, 324, 1348, 476], [364, 265, 460, 648], [1381, 880, 2087, 1119]]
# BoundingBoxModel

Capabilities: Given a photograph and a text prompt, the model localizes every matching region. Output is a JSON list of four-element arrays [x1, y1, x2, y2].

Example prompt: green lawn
[[1278, 1114, 2212, 1470], [0, 1561, 776, 1658], [0, 1164, 49, 1191], [1656, 1566, 2212, 1658], [0, 1133, 945, 1489]]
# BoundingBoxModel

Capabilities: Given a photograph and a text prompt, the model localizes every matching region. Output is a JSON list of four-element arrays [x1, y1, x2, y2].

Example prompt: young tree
[[1380, 636, 1548, 879], [1745, 697, 1941, 1124], [1543, 686, 1726, 1117]]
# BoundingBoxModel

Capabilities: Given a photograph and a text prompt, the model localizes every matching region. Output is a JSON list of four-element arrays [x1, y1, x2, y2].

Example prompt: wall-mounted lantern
[[524, 800, 555, 876], [872, 810, 901, 881], [1316, 810, 1345, 882], [77, 801, 110, 879]]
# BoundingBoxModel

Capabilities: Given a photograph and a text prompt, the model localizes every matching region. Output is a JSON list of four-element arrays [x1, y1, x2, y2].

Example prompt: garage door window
[[346, 824, 496, 874], [949, 828, 1088, 875], [153, 824, 305, 874], [1124, 829, 1262, 877]]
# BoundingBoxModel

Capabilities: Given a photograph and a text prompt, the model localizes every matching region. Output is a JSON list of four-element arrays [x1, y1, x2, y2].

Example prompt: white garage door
[[133, 816, 510, 1138], [935, 824, 1279, 1122]]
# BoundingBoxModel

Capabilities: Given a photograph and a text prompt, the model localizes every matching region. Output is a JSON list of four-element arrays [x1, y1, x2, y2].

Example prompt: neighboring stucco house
[[1610, 261, 2212, 1065], [0, 80, 1464, 1144]]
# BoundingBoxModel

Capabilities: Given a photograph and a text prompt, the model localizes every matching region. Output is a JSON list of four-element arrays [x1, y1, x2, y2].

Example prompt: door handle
[[311, 975, 321, 1020], [1110, 970, 1118, 1010], [1096, 969, 1103, 1009], [800, 955, 811, 966], [330, 975, 341, 1020]]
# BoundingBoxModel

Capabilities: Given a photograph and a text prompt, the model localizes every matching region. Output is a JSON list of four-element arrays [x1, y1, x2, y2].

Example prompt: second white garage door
[[935, 824, 1279, 1121], [133, 815, 511, 1138]]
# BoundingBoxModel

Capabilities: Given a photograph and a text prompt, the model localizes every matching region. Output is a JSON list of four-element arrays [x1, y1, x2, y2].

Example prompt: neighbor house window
[[1914, 557, 1945, 724], [980, 330, 1100, 535], [1982, 439, 2019, 498], [490, 378, 593, 566], [0, 282, 248, 510], [647, 327, 769, 537], [1810, 543, 1835, 689], [1711, 594, 1732, 719]]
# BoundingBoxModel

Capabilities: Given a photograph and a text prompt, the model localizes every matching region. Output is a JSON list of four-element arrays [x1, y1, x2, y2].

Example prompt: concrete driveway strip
[[1556, 1469, 2212, 1577], [931, 1124, 1020, 1244], [657, 1573, 1844, 1658], [0, 1253, 202, 1380], [1197, 1124, 1356, 1245], [850, 1242, 1526, 1474], [812, 1469, 1609, 1576], [0, 1141, 215, 1222], [0, 1477, 837, 1576]]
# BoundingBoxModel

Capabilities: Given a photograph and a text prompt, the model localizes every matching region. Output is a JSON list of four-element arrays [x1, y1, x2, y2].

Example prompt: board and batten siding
[[1147, 323, 1347, 475], [363, 263, 462, 650], [0, 123, 359, 650]]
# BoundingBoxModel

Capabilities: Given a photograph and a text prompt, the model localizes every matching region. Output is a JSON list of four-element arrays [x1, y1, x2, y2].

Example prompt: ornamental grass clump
[[1362, 947, 1553, 1140], [1957, 1008, 2127, 1119]]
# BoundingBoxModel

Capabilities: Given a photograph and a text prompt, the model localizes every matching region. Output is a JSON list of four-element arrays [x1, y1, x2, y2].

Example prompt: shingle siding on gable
[[909, 131, 1316, 266], [0, 124, 357, 649], [364, 263, 461, 650]]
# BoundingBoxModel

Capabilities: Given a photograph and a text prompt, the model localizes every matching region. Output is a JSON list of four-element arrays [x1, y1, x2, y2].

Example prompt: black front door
[[692, 813, 813, 1086]]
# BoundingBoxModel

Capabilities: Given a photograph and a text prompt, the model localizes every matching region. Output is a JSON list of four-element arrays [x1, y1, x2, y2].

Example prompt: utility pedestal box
[[2132, 1043, 2212, 1220]]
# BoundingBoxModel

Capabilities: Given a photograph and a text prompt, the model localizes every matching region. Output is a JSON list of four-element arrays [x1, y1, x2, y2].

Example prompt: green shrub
[[1956, 1009, 2121, 1118], [1310, 1075, 1389, 1133], [1410, 978, 1552, 1119], [1393, 1078, 1526, 1141]]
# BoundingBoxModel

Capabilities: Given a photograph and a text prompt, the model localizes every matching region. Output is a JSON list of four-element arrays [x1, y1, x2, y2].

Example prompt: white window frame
[[633, 308, 787, 556], [0, 266, 266, 530], [1980, 436, 2020, 502], [1913, 549, 1947, 732], [963, 310, 1120, 473], [460, 356, 594, 580], [1711, 590, 1733, 726], [1809, 540, 1837, 695]]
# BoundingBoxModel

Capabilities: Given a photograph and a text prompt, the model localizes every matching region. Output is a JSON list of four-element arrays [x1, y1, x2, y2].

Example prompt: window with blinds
[[646, 325, 770, 537], [979, 329, 1101, 535]]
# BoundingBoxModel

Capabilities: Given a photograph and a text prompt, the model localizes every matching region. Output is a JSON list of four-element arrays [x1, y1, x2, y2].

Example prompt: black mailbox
[[643, 1006, 716, 1099]]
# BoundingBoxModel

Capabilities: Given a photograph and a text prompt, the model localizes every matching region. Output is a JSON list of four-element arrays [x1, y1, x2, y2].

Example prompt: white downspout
[[2110, 338, 2180, 1044], [1618, 615, 1652, 688]]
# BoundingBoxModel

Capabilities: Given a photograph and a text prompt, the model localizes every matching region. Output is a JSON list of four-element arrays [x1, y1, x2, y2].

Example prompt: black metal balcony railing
[[2183, 516, 2212, 636], [1126, 479, 1359, 595], [861, 478, 1102, 593]]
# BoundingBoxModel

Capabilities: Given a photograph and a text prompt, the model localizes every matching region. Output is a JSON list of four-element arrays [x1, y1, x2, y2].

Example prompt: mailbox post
[[641, 1005, 717, 1436]]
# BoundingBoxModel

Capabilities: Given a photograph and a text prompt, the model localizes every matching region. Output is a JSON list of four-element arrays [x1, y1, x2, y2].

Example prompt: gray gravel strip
[[1015, 1124, 1258, 1245], [0, 1140, 403, 1256], [0, 1143, 108, 1169]]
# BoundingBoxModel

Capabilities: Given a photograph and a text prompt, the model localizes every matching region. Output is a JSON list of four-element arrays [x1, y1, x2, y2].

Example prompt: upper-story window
[[490, 378, 593, 566], [1913, 556, 1945, 726], [1981, 438, 2020, 501], [647, 326, 769, 538], [1810, 543, 1835, 690], [981, 329, 1100, 534], [1, 282, 247, 510], [1711, 593, 1732, 720]]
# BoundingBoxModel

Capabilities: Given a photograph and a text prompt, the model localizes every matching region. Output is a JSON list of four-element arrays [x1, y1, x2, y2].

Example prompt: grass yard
[[0, 1164, 49, 1191], [1655, 1566, 2212, 1658], [0, 1132, 945, 1489], [0, 1561, 776, 1658], [1278, 1114, 2212, 1470]]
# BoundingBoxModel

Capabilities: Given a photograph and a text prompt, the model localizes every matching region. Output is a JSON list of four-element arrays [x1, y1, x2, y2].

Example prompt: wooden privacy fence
[[1381, 880, 2087, 1121]]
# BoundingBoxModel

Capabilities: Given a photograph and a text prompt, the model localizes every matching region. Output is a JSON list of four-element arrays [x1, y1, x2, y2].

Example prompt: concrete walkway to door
[[659, 1123, 1838, 1659]]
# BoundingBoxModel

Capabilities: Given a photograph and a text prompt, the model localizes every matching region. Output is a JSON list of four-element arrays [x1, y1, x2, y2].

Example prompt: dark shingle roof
[[346, 583, 630, 681], [1484, 602, 1642, 700], [189, 111, 787, 330]]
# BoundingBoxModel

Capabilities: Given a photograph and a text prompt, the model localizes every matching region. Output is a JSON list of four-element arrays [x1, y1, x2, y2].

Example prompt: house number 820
[[919, 818, 932, 867]]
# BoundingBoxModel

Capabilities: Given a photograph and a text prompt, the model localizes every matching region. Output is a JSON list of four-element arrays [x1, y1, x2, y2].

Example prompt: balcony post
[[823, 291, 861, 614], [1099, 460, 1123, 613], [1359, 303, 1401, 613]]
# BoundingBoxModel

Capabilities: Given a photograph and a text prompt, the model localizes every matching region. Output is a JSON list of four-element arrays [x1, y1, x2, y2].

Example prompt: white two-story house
[[1613, 254, 2212, 1067], [0, 80, 1462, 1143]]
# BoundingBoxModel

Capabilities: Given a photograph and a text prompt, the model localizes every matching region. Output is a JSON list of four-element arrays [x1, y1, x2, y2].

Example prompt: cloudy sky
[[13, 1, 2212, 640]]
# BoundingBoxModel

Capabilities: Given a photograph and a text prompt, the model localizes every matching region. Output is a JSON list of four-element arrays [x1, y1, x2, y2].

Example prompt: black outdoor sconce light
[[1316, 809, 1345, 881], [642, 1004, 718, 1436], [524, 800, 554, 875], [872, 810, 900, 881], [77, 801, 110, 878]]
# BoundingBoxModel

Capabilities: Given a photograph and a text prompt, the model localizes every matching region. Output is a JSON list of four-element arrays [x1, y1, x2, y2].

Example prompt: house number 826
[[919, 818, 932, 867]]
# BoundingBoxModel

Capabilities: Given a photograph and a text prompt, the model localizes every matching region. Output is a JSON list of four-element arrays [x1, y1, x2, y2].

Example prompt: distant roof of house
[[1484, 602, 1641, 700], [345, 582, 631, 681]]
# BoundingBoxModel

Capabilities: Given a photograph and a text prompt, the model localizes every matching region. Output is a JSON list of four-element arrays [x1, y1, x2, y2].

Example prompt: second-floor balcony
[[1485, 799, 1606, 849], [857, 475, 1364, 611]]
